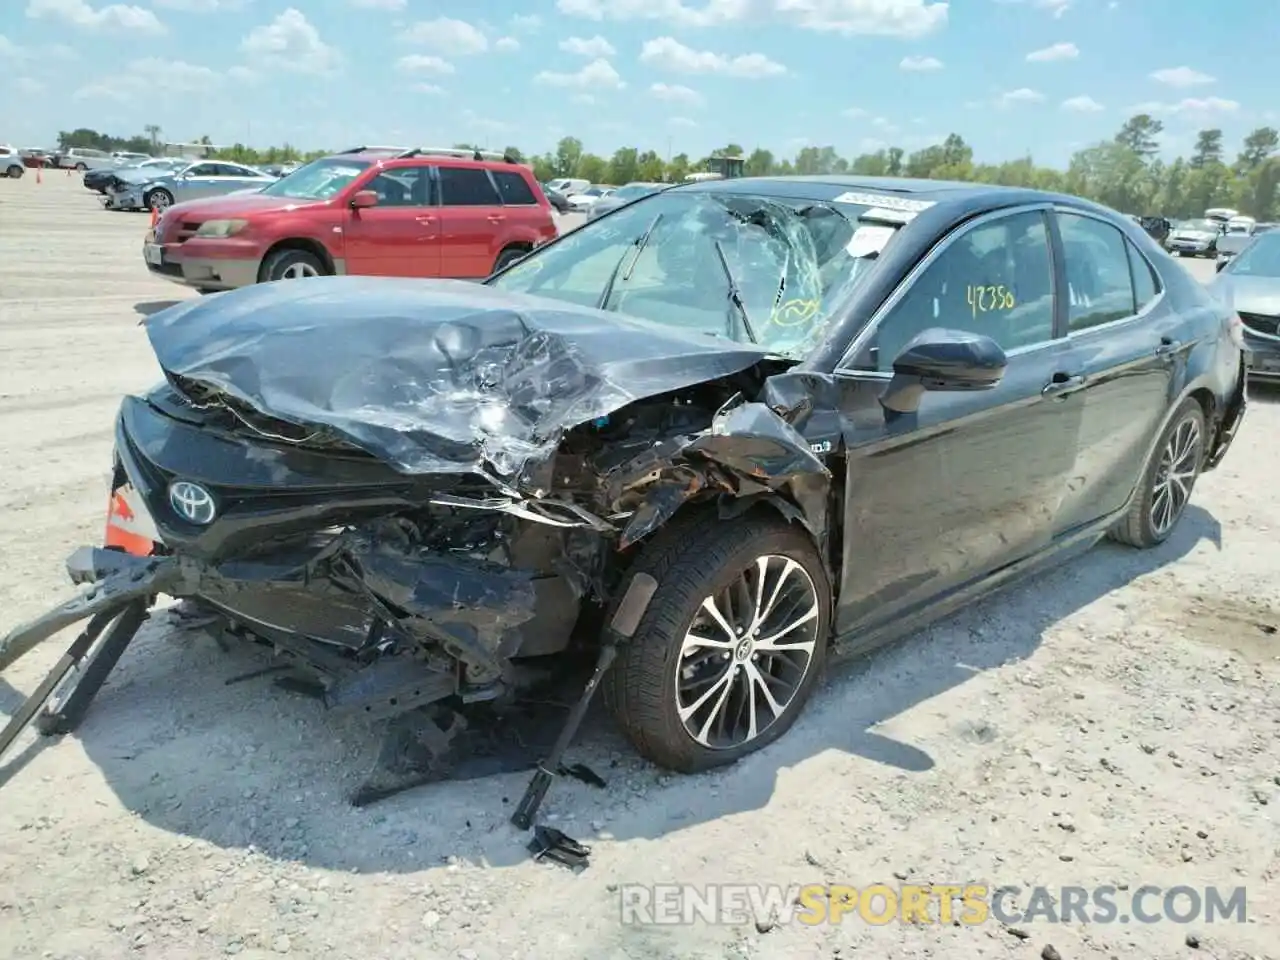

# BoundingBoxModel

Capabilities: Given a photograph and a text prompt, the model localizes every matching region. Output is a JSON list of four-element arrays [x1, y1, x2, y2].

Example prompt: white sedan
[[566, 186, 615, 212]]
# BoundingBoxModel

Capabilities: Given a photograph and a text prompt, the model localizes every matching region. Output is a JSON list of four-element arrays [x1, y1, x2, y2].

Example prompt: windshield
[[1217, 234, 1252, 255], [1225, 233, 1280, 277], [487, 188, 906, 359], [260, 156, 372, 200], [1180, 219, 1219, 233]]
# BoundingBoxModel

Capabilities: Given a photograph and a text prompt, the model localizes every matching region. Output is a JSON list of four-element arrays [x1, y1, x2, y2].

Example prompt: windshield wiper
[[596, 212, 664, 311], [711, 240, 759, 344]]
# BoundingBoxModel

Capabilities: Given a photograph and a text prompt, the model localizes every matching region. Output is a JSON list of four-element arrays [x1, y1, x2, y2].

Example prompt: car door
[[342, 165, 441, 278], [436, 165, 507, 277], [830, 206, 1084, 635], [1044, 210, 1181, 534], [177, 162, 221, 200]]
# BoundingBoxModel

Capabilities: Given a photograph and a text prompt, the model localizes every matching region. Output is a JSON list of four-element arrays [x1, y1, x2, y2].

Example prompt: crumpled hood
[[144, 276, 777, 483], [1171, 229, 1217, 242], [1214, 275, 1280, 317]]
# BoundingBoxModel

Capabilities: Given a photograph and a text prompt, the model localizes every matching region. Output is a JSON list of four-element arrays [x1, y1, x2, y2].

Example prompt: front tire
[[6, 164, 23, 179], [261, 248, 325, 282], [74, 162, 87, 172], [1109, 397, 1206, 548], [605, 512, 831, 772], [145, 188, 173, 211], [492, 247, 528, 273]]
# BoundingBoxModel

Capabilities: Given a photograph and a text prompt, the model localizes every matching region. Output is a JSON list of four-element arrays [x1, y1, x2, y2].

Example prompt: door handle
[[487, 214, 505, 222], [415, 215, 437, 224], [1042, 372, 1086, 397], [1156, 336, 1182, 358]]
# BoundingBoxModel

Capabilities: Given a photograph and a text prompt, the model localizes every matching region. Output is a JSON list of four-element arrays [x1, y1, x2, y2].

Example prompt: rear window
[[439, 166, 501, 206], [492, 170, 538, 205]]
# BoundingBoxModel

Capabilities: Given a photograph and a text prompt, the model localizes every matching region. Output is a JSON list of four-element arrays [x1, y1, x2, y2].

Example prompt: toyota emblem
[[168, 480, 217, 525]]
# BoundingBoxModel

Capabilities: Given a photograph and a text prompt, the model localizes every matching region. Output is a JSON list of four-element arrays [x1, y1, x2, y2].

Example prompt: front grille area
[[1240, 312, 1280, 337]]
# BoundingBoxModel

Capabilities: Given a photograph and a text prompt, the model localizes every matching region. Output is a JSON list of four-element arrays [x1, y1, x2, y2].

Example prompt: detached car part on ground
[[1212, 228, 1280, 383], [0, 177, 1246, 833]]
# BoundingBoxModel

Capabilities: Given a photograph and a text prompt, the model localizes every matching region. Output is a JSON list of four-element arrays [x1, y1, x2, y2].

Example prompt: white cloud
[[998, 87, 1045, 106], [153, 0, 245, 9], [1149, 66, 1214, 88], [396, 54, 454, 74], [669, 116, 696, 127], [559, 34, 616, 57], [16, 76, 45, 94], [899, 54, 942, 70], [650, 81, 703, 105], [534, 58, 624, 89], [346, 0, 405, 8], [1061, 94, 1103, 112], [841, 106, 869, 118], [461, 108, 509, 133], [227, 64, 258, 82], [857, 137, 887, 152], [402, 17, 488, 54], [74, 56, 220, 100], [26, 0, 165, 34], [510, 13, 542, 31], [639, 36, 786, 77], [555, 0, 946, 37], [572, 93, 595, 105], [1131, 96, 1239, 117], [1037, 0, 1069, 16], [241, 9, 340, 74], [1026, 41, 1077, 62], [495, 36, 519, 51], [414, 83, 444, 94], [0, 34, 26, 58]]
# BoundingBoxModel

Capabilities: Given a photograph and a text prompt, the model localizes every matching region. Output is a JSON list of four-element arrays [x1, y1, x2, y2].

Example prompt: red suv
[[142, 147, 558, 292]]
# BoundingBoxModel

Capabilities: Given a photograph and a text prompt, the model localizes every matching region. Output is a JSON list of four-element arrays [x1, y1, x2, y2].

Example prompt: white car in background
[[566, 185, 615, 212], [1, 145, 25, 178]]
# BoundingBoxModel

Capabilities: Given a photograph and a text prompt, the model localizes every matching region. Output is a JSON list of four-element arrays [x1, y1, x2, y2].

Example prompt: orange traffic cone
[[150, 205, 159, 228], [66, 166, 71, 177], [35, 165, 41, 184]]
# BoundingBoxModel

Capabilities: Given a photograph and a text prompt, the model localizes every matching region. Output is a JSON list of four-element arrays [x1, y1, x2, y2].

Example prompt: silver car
[[106, 160, 277, 212], [1166, 218, 1223, 258], [586, 181, 671, 221]]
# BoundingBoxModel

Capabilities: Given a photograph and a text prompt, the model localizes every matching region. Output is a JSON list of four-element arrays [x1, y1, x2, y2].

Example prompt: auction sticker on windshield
[[144, 243, 163, 266]]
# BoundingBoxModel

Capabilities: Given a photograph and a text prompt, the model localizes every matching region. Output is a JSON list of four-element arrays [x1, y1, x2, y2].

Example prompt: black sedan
[[0, 176, 1246, 821], [1210, 228, 1280, 383]]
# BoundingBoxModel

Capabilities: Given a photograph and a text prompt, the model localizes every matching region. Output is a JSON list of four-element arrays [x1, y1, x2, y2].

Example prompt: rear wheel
[[74, 162, 87, 172], [1109, 397, 1206, 548], [492, 247, 528, 273], [6, 164, 23, 179], [145, 188, 173, 211], [605, 513, 830, 772], [262, 248, 325, 282]]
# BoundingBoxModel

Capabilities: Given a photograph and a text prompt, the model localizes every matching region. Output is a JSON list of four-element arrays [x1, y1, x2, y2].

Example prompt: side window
[[852, 210, 1056, 372], [1057, 212, 1137, 332], [492, 170, 538, 205], [1127, 240, 1161, 312], [438, 166, 501, 206], [366, 167, 430, 207], [186, 163, 216, 177]]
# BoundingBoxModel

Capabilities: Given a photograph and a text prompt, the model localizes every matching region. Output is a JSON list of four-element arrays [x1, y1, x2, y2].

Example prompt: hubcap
[[675, 555, 820, 750], [280, 262, 318, 279], [151, 192, 170, 210], [1151, 416, 1202, 535]]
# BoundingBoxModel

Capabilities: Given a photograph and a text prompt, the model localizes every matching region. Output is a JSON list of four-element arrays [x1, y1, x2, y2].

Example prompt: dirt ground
[[0, 174, 1276, 960]]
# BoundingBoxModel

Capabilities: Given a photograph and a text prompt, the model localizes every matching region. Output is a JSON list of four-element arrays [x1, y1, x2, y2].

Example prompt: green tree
[[554, 137, 583, 177]]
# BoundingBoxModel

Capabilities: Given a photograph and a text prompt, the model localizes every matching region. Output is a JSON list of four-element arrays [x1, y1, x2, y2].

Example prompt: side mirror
[[880, 328, 1008, 416], [1215, 258, 1228, 273], [350, 190, 378, 209]]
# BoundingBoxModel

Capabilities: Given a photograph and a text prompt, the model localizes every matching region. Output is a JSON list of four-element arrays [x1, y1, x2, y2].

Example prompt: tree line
[[58, 113, 1279, 221]]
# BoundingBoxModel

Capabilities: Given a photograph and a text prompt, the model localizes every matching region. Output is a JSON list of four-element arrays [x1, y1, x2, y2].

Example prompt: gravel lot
[[1, 175, 1277, 960]]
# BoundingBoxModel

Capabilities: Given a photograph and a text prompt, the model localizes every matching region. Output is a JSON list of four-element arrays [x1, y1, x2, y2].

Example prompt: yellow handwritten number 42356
[[966, 284, 1015, 319]]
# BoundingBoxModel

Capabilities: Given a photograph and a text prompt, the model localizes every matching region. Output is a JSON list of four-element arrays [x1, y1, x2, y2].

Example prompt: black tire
[[195, 287, 218, 295], [145, 188, 173, 211], [6, 164, 23, 179], [261, 248, 326, 282], [74, 162, 87, 172], [492, 247, 528, 273], [604, 511, 831, 773], [1109, 397, 1207, 548]]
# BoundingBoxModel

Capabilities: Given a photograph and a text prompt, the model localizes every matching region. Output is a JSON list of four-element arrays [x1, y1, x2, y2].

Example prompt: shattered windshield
[[488, 189, 905, 359], [1225, 232, 1280, 277], [260, 157, 372, 200]]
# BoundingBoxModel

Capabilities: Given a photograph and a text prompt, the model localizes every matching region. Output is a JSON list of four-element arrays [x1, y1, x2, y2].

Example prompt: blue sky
[[1, 0, 1275, 166]]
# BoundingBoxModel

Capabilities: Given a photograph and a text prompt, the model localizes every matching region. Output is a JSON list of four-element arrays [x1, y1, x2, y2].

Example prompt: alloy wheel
[[675, 555, 820, 750], [150, 192, 171, 211], [1151, 415, 1202, 536], [280, 262, 319, 279]]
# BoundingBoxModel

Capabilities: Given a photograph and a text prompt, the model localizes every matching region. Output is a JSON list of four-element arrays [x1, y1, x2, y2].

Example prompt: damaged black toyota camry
[[0, 176, 1248, 827]]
